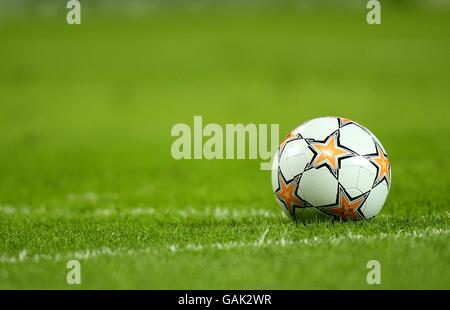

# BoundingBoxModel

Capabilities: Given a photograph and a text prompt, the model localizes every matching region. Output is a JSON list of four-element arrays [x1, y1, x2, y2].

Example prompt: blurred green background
[[0, 1, 449, 289]]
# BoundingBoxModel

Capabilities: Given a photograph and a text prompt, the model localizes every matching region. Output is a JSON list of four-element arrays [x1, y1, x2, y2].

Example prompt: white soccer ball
[[271, 116, 391, 221]]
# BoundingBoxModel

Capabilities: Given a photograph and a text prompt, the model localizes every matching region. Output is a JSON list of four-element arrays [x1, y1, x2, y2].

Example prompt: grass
[[0, 6, 449, 289]]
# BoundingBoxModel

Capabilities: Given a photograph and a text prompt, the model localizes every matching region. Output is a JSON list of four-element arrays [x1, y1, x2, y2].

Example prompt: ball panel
[[279, 139, 313, 181], [296, 185, 306, 201], [298, 167, 338, 207], [339, 156, 376, 195], [356, 165, 377, 194], [361, 181, 389, 219], [344, 187, 363, 199], [295, 117, 339, 140], [338, 159, 359, 190], [339, 123, 376, 155]]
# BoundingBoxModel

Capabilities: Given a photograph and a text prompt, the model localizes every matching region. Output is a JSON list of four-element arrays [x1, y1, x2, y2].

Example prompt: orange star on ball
[[275, 172, 305, 216], [367, 143, 390, 187], [309, 132, 351, 171], [324, 188, 367, 220]]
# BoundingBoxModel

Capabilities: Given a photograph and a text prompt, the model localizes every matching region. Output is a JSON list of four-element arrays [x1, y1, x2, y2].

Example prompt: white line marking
[[0, 228, 448, 264], [0, 205, 279, 219], [2, 205, 447, 222]]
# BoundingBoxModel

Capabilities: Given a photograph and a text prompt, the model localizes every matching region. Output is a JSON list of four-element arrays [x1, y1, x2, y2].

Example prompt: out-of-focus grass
[[0, 6, 449, 288]]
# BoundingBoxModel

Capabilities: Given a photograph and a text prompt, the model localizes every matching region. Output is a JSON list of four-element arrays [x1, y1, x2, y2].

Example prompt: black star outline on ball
[[277, 131, 303, 160], [365, 140, 391, 188], [337, 116, 375, 137], [304, 130, 356, 179], [274, 169, 311, 219], [338, 117, 355, 128], [318, 185, 368, 221]]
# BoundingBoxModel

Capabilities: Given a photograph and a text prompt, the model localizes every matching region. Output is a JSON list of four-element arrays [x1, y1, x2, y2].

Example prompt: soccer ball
[[272, 116, 391, 221]]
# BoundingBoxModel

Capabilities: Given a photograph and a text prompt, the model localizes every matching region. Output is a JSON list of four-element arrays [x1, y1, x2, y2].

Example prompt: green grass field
[[0, 5, 449, 289]]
